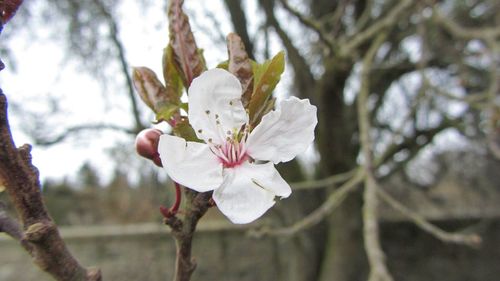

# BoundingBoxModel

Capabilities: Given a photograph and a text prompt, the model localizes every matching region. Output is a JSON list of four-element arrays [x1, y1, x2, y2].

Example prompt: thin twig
[[259, 0, 315, 100], [290, 169, 356, 190], [277, 0, 334, 52], [250, 169, 365, 238], [0, 201, 33, 252], [376, 186, 481, 246], [432, 7, 500, 40], [92, 0, 145, 132], [165, 191, 213, 281], [33, 123, 137, 146], [339, 0, 413, 56]]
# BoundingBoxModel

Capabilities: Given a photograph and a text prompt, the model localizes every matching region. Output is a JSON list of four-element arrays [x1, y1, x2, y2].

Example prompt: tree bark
[[315, 59, 368, 281]]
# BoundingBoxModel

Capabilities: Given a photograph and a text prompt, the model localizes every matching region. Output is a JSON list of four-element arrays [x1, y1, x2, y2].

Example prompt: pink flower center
[[211, 140, 248, 168]]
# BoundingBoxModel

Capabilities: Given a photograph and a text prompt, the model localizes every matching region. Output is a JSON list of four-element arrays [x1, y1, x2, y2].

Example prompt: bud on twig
[[135, 128, 163, 167]]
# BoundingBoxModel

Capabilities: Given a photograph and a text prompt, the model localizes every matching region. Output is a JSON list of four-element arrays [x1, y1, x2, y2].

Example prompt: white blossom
[[159, 69, 317, 224]]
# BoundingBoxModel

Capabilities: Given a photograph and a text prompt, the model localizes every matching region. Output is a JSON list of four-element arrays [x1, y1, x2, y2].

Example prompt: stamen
[[207, 125, 250, 168], [231, 142, 237, 162]]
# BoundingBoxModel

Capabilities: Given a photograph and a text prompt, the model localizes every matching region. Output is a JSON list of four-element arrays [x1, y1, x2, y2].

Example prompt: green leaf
[[162, 44, 183, 102], [173, 119, 201, 142], [248, 51, 285, 125], [180, 102, 189, 112], [216, 60, 229, 70], [155, 103, 180, 123]]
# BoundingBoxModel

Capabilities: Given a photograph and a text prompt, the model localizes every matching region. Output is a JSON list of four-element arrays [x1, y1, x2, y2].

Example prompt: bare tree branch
[[165, 191, 212, 281], [0, 90, 102, 281], [376, 186, 481, 246], [339, 0, 413, 56], [277, 0, 334, 52], [358, 33, 393, 281], [250, 169, 365, 237], [432, 7, 500, 40], [0, 201, 33, 252], [33, 123, 137, 146], [92, 0, 145, 132], [222, 0, 255, 59], [290, 169, 357, 191], [259, 0, 315, 99]]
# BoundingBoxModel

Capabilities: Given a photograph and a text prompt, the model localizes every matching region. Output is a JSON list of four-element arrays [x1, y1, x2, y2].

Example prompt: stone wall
[[1, 219, 498, 281]]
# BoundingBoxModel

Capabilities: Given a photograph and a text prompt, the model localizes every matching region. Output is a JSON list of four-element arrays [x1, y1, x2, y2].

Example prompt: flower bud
[[135, 128, 163, 167]]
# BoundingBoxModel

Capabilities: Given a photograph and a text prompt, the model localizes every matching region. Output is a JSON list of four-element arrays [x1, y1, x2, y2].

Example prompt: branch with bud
[[132, 0, 316, 280]]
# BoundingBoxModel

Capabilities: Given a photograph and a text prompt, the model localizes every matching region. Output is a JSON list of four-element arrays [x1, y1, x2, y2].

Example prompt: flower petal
[[188, 69, 248, 144], [246, 96, 317, 164], [158, 134, 223, 192], [213, 162, 291, 224]]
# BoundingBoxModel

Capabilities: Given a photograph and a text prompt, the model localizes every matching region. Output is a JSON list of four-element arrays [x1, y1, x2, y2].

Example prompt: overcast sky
[[0, 0, 299, 184]]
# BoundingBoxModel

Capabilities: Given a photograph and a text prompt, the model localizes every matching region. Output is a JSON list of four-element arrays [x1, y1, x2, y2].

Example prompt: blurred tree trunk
[[315, 58, 366, 281]]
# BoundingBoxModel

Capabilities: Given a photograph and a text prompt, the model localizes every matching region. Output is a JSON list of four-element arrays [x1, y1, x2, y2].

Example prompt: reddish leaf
[[227, 33, 253, 108], [1, 0, 23, 24], [168, 0, 206, 87], [132, 67, 180, 122]]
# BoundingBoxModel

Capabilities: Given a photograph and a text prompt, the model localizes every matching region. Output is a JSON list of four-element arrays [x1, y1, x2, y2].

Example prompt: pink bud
[[135, 128, 163, 167]]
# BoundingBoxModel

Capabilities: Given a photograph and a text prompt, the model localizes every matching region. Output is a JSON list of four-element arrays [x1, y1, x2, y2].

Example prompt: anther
[[198, 129, 202, 133], [205, 110, 210, 114]]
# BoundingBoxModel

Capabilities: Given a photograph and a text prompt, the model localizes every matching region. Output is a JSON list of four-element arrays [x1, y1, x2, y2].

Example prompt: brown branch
[[0, 201, 33, 252], [0, 90, 101, 281], [165, 191, 212, 281], [0, 0, 23, 24]]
